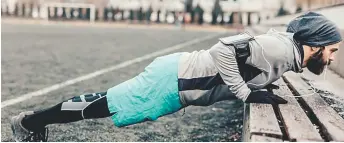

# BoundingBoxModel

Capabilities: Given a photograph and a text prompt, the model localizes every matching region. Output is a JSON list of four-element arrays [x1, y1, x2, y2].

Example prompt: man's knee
[[61, 92, 111, 119]]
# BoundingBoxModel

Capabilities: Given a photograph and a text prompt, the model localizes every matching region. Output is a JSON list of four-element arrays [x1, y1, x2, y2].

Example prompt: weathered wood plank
[[251, 135, 283, 142], [284, 72, 344, 141], [243, 102, 283, 142], [249, 103, 282, 137], [243, 103, 251, 142], [273, 78, 323, 141]]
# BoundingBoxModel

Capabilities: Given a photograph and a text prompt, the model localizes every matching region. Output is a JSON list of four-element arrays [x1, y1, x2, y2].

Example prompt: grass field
[[1, 22, 244, 142]]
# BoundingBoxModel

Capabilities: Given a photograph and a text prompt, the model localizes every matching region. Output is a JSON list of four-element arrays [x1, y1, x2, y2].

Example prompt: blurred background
[[1, 0, 344, 142], [2, 0, 343, 26]]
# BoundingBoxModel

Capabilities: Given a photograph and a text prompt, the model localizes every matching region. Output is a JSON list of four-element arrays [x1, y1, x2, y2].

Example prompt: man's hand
[[245, 91, 288, 105]]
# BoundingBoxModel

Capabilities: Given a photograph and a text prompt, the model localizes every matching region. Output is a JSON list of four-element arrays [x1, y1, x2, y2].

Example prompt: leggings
[[22, 92, 114, 132]]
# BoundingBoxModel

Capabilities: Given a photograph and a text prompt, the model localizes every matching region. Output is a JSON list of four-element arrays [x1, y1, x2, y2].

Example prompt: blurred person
[[11, 12, 342, 142]]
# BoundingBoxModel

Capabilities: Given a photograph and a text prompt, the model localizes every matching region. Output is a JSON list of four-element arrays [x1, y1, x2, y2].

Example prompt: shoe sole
[[10, 116, 21, 142]]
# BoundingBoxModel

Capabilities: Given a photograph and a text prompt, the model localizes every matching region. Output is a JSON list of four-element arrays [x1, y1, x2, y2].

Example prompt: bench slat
[[243, 102, 283, 141], [249, 103, 282, 136], [251, 135, 283, 142], [243, 103, 251, 142], [273, 78, 323, 141], [284, 72, 344, 141]]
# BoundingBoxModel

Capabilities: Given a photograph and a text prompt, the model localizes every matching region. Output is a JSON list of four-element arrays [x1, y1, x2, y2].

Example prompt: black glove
[[245, 91, 288, 105], [264, 83, 280, 92]]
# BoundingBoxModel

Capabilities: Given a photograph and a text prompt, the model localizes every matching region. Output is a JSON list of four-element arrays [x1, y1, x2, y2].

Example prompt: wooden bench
[[243, 72, 344, 142]]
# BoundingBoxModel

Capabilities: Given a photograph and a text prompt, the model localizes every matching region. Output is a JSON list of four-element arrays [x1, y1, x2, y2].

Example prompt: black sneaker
[[10, 111, 49, 142]]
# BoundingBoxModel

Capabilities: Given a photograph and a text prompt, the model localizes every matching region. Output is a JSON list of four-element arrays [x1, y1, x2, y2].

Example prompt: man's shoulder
[[218, 32, 254, 46]]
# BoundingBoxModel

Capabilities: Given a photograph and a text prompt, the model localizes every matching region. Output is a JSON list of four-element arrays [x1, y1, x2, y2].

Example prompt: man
[[11, 12, 342, 142]]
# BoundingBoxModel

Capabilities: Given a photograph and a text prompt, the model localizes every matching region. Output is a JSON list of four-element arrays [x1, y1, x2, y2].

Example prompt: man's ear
[[311, 47, 323, 53], [311, 47, 318, 51]]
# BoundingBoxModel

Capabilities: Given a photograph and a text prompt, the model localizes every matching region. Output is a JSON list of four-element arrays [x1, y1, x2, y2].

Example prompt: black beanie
[[286, 11, 342, 47]]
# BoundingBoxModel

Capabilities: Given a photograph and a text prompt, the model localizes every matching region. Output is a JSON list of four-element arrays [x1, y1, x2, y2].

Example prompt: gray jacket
[[177, 29, 303, 107]]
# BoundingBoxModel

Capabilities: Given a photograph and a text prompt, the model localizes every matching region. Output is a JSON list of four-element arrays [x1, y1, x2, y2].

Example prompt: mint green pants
[[106, 53, 183, 127]]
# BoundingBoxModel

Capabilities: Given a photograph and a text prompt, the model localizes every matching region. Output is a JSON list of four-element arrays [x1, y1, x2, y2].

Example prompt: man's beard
[[306, 49, 328, 75]]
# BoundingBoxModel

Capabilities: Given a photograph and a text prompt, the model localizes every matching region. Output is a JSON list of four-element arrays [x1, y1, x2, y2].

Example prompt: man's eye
[[331, 49, 338, 52]]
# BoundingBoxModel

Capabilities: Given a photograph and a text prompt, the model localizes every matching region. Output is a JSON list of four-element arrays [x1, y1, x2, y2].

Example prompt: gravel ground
[[1, 23, 244, 142]]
